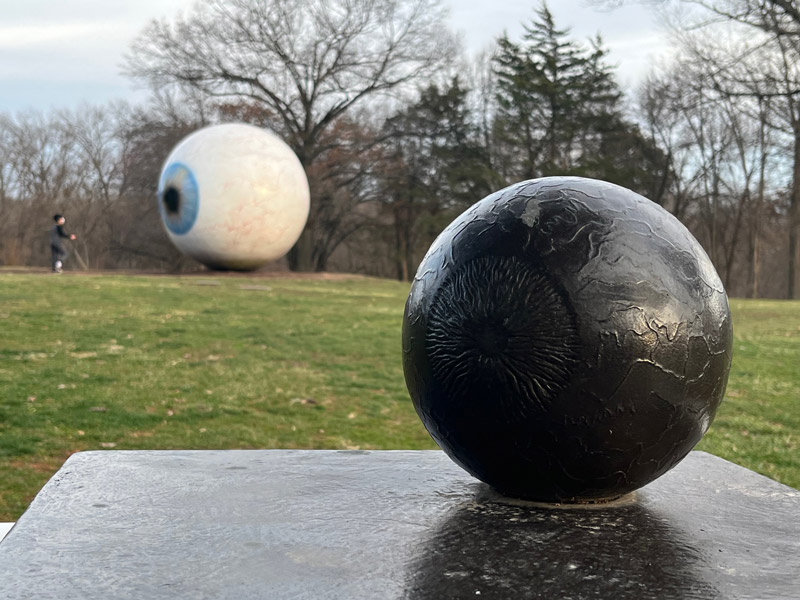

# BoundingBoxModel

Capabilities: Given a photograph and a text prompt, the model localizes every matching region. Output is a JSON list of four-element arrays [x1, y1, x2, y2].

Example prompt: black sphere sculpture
[[402, 177, 733, 503]]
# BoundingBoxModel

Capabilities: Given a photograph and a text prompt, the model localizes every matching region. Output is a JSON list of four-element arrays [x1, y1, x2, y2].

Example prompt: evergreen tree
[[493, 2, 625, 179], [494, 34, 542, 179], [381, 78, 492, 279]]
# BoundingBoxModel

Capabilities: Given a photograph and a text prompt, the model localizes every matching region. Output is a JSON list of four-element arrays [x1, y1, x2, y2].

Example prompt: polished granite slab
[[0, 450, 798, 599]]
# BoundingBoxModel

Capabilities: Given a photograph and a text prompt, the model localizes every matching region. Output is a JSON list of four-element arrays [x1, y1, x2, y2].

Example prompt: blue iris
[[158, 162, 200, 235]]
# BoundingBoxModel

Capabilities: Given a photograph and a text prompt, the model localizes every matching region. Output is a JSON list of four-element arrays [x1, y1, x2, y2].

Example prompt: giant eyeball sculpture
[[402, 177, 733, 503], [157, 123, 310, 270]]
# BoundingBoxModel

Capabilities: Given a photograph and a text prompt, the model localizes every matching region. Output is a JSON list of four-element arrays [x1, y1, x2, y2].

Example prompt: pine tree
[[493, 2, 625, 179], [381, 78, 492, 279]]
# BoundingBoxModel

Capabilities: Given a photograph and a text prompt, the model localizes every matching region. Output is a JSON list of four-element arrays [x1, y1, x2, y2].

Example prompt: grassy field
[[1, 272, 798, 521]]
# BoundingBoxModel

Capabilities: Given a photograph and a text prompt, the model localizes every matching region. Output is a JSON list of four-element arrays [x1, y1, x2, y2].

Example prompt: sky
[[0, 0, 672, 114]]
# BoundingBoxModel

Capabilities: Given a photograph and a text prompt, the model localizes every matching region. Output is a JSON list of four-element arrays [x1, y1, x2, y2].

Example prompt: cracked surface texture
[[402, 177, 733, 502]]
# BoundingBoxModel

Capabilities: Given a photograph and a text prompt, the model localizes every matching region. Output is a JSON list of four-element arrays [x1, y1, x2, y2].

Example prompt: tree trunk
[[709, 168, 720, 267], [393, 202, 410, 281], [524, 120, 536, 180], [789, 131, 800, 299], [790, 206, 799, 299], [315, 250, 328, 272], [750, 230, 760, 298], [750, 113, 768, 299], [404, 241, 414, 282], [287, 226, 315, 272], [723, 195, 746, 291]]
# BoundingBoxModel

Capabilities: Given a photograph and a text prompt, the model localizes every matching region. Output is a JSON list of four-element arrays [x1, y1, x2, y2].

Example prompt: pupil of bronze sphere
[[474, 325, 509, 357], [426, 255, 580, 411]]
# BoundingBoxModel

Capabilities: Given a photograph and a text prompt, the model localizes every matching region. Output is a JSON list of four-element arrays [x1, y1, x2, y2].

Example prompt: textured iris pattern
[[158, 162, 200, 235], [426, 256, 581, 412]]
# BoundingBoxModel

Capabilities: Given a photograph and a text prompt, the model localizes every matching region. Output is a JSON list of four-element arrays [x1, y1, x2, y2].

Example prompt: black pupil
[[163, 187, 181, 214]]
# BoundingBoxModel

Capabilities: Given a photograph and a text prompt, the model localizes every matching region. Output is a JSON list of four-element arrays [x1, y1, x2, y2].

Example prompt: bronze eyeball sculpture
[[402, 177, 733, 503]]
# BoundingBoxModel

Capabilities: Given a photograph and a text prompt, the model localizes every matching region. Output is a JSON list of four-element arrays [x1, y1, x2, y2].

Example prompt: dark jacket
[[50, 224, 70, 248]]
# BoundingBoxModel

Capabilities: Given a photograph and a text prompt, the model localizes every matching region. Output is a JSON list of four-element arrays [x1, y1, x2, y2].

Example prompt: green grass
[[1, 273, 798, 520], [695, 299, 800, 486], [0, 273, 432, 520]]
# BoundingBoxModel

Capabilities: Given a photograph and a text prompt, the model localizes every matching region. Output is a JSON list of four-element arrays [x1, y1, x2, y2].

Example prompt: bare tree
[[597, 0, 800, 297], [672, 3, 800, 297], [125, 0, 456, 271], [638, 72, 694, 219], [57, 105, 129, 268], [110, 98, 210, 271], [0, 111, 83, 266], [637, 57, 783, 294]]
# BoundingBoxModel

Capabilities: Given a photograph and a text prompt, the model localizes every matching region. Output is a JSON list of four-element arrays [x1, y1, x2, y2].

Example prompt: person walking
[[50, 214, 76, 273]]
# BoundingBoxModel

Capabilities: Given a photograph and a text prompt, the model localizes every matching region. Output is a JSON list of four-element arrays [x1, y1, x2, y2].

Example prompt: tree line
[[0, 0, 797, 298]]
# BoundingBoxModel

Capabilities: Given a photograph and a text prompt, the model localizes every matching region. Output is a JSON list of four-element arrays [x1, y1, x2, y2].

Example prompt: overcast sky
[[0, 0, 672, 114]]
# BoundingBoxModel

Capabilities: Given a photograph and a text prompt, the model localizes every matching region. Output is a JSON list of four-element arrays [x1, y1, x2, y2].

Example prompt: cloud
[[0, 0, 671, 113], [0, 22, 110, 49]]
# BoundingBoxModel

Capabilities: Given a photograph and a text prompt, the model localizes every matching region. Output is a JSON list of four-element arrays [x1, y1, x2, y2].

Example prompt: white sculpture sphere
[[157, 123, 310, 270]]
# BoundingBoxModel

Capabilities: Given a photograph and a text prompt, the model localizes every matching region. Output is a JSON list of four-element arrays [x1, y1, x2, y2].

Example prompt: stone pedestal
[[1, 450, 798, 599]]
